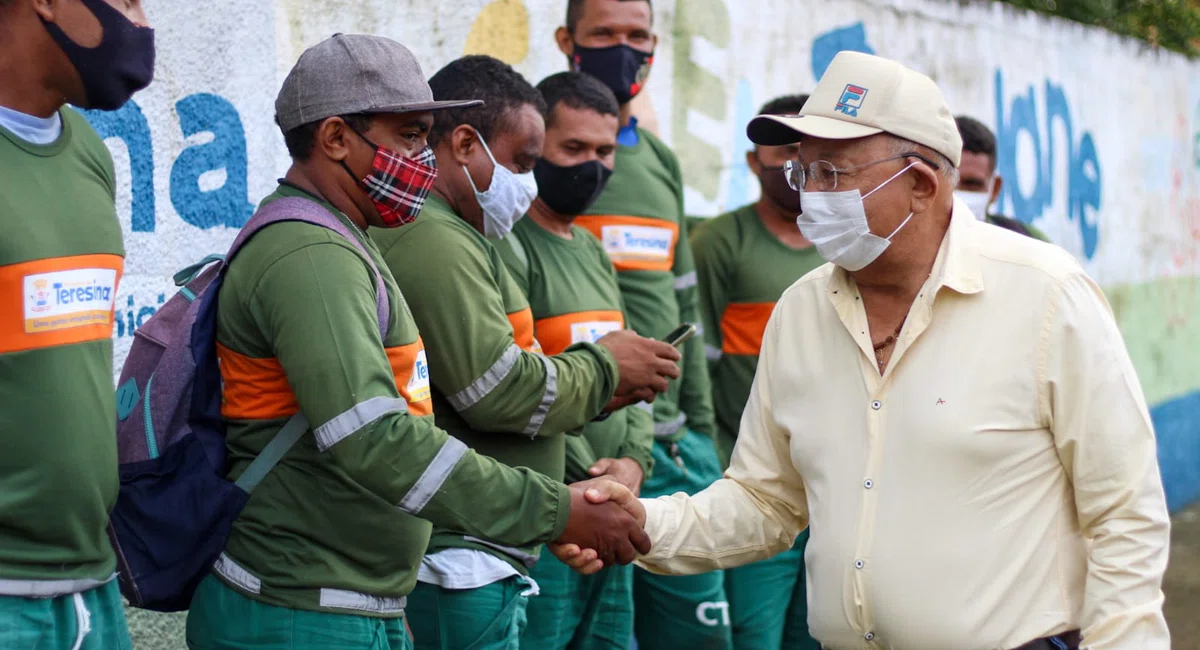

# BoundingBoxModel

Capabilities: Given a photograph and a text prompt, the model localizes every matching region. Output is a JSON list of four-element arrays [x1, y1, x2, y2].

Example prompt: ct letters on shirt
[[638, 198, 1171, 650]]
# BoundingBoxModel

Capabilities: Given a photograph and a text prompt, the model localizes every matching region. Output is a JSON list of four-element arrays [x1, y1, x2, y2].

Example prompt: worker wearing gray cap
[[184, 34, 652, 650], [558, 50, 1171, 650]]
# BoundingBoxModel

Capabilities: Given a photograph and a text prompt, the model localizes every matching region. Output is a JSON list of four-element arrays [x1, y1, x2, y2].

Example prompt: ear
[[555, 26, 574, 58], [908, 162, 940, 215], [990, 175, 1003, 206], [449, 124, 480, 167], [315, 117, 353, 163], [745, 150, 761, 175], [31, 0, 55, 22]]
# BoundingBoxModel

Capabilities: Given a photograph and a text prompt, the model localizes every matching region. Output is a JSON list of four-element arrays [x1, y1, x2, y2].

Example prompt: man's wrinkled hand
[[597, 330, 681, 405], [553, 479, 649, 572], [588, 457, 645, 496]]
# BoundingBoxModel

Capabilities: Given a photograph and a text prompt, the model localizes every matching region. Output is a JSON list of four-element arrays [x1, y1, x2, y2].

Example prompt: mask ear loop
[[338, 123, 380, 188], [862, 161, 919, 240], [884, 213, 915, 240], [862, 161, 918, 200], [462, 129, 499, 194]]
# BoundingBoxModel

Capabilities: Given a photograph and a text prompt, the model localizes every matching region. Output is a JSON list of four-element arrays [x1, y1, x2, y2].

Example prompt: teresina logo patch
[[408, 349, 431, 403], [24, 268, 117, 333], [569, 320, 622, 345], [601, 224, 673, 262]]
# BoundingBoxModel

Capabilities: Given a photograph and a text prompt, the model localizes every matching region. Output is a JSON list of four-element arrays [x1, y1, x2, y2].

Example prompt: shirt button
[[854, 559, 865, 569], [864, 479, 874, 489], [865, 632, 875, 641], [871, 400, 881, 410]]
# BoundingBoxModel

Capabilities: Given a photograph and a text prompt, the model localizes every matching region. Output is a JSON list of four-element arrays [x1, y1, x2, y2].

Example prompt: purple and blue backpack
[[109, 196, 391, 612]]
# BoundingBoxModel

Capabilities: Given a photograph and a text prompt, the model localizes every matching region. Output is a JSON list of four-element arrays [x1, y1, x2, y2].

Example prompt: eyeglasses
[[782, 153, 940, 192]]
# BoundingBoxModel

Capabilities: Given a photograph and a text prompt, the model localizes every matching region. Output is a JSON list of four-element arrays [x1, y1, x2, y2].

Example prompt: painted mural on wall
[[87, 0, 1199, 509]]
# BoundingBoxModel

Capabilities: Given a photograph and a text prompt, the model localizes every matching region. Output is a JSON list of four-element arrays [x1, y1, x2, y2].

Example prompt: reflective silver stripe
[[314, 396, 407, 451], [674, 271, 697, 290], [463, 536, 540, 569], [635, 401, 654, 414], [0, 575, 114, 598], [319, 588, 406, 614], [397, 437, 469, 514], [692, 322, 705, 337], [705, 344, 723, 361], [448, 344, 522, 411], [213, 553, 261, 594], [653, 413, 688, 440], [523, 356, 559, 437]]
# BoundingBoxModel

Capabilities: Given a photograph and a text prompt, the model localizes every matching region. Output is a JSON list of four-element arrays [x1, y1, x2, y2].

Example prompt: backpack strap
[[226, 196, 391, 340], [234, 412, 310, 491]]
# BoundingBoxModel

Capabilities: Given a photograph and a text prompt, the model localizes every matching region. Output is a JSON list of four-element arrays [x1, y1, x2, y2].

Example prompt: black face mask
[[41, 0, 155, 111], [757, 160, 801, 214], [570, 43, 653, 105], [534, 158, 614, 216]]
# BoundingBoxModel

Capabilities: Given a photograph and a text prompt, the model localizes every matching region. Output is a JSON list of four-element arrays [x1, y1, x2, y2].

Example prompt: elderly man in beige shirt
[[553, 51, 1171, 650]]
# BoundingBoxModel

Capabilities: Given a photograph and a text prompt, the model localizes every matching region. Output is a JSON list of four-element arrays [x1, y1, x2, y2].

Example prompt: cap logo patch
[[835, 84, 868, 117]]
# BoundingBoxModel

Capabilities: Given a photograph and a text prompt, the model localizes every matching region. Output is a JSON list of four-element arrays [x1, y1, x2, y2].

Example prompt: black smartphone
[[662, 323, 697, 348]]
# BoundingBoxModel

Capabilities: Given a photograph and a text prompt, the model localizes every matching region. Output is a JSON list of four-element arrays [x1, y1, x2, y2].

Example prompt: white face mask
[[797, 162, 917, 272], [954, 177, 994, 222], [463, 133, 539, 239]]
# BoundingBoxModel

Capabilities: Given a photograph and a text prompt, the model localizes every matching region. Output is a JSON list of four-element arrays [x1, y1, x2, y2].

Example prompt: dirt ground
[[1166, 502, 1200, 650], [125, 504, 1200, 649]]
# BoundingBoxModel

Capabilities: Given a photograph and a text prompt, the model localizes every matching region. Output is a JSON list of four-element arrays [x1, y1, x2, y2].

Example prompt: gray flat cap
[[275, 33, 482, 131]]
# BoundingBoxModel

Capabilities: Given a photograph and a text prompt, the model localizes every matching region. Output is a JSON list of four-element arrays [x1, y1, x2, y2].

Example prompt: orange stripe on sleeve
[[216, 343, 300, 421], [386, 338, 434, 417], [573, 215, 678, 273], [0, 254, 124, 354], [721, 302, 776, 356], [534, 310, 624, 356], [507, 308, 542, 353]]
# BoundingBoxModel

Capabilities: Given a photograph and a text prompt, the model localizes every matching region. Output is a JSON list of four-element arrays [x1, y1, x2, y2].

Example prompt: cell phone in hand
[[662, 323, 697, 348]]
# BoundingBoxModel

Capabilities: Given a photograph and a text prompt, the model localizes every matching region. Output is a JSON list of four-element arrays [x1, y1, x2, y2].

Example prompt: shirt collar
[[936, 195, 984, 295]]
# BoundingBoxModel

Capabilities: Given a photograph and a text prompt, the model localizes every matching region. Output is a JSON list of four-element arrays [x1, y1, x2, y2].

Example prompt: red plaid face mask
[[343, 129, 438, 228]]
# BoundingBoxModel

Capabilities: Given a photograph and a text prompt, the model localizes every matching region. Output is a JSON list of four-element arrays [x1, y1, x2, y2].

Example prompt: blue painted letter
[[170, 93, 254, 229], [81, 102, 155, 232]]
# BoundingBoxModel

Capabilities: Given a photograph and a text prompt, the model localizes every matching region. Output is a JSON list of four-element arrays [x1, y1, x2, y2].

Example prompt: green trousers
[[407, 576, 528, 650], [186, 575, 412, 649], [0, 579, 131, 650], [633, 430, 732, 650], [520, 554, 633, 650], [724, 531, 820, 650]]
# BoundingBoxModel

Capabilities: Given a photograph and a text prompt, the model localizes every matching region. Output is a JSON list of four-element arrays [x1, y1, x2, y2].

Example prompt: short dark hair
[[427, 55, 546, 149], [536, 72, 619, 128], [758, 94, 809, 117], [955, 115, 997, 169], [566, 0, 654, 34], [279, 113, 373, 161]]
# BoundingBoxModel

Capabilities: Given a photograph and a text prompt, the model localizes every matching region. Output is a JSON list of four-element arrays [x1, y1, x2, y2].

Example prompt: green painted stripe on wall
[[1105, 275, 1200, 407]]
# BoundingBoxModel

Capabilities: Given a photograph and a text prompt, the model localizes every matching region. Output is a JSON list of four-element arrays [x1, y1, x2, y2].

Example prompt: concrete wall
[[93, 0, 1199, 514]]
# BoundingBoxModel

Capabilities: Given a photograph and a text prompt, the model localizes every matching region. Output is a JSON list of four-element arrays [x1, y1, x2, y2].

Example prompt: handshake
[[551, 478, 648, 575], [545, 329, 684, 573]]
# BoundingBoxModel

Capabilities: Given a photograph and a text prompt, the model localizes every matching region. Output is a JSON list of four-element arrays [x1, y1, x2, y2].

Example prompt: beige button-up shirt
[[638, 201, 1171, 650]]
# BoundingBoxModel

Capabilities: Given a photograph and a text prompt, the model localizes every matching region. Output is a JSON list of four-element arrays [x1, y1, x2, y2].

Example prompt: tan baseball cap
[[747, 51, 962, 167]]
